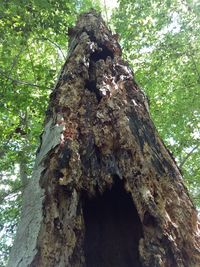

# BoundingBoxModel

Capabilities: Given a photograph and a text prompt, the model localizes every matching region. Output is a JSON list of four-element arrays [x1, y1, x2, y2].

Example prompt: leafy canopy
[[0, 0, 199, 265]]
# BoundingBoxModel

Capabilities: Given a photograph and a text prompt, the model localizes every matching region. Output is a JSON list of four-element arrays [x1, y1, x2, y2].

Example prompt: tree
[[7, 10, 200, 267]]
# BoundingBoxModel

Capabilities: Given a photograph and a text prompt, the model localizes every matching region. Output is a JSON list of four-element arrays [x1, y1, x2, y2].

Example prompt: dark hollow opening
[[90, 45, 114, 62], [83, 179, 143, 267], [85, 80, 102, 102]]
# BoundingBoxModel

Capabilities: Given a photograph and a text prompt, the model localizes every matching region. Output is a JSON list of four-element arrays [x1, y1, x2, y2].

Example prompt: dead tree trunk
[[8, 11, 200, 267]]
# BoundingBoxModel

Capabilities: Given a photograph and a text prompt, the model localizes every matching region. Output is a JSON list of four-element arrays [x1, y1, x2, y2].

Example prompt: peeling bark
[[8, 10, 200, 267]]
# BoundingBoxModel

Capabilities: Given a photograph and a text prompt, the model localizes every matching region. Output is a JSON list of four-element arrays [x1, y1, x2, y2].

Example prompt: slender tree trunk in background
[[19, 152, 28, 190], [8, 11, 200, 267]]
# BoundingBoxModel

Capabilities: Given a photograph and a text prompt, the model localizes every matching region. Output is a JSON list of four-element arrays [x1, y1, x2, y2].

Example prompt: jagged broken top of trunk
[[8, 10, 200, 267]]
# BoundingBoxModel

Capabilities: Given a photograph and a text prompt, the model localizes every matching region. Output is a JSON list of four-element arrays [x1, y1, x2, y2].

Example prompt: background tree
[[0, 0, 199, 265]]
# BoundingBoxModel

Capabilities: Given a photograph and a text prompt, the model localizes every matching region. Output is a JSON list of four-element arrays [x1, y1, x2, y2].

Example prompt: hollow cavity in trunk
[[83, 179, 143, 267]]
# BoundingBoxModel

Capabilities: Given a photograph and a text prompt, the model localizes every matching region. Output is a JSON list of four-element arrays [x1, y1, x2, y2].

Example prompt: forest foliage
[[0, 0, 199, 265]]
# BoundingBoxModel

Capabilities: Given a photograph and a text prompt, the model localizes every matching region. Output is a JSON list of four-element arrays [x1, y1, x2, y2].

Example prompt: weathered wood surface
[[8, 10, 200, 267]]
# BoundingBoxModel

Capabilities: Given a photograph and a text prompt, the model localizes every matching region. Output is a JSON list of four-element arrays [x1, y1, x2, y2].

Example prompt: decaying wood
[[8, 10, 200, 267]]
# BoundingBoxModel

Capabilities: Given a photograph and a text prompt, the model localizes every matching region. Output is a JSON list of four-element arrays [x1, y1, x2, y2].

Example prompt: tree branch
[[27, 45, 37, 82], [0, 184, 26, 204], [179, 144, 199, 169], [42, 36, 66, 59], [0, 68, 51, 89], [7, 45, 25, 80]]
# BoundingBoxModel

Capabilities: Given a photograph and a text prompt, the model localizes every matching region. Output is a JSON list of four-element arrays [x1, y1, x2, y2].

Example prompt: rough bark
[[8, 10, 200, 267]]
